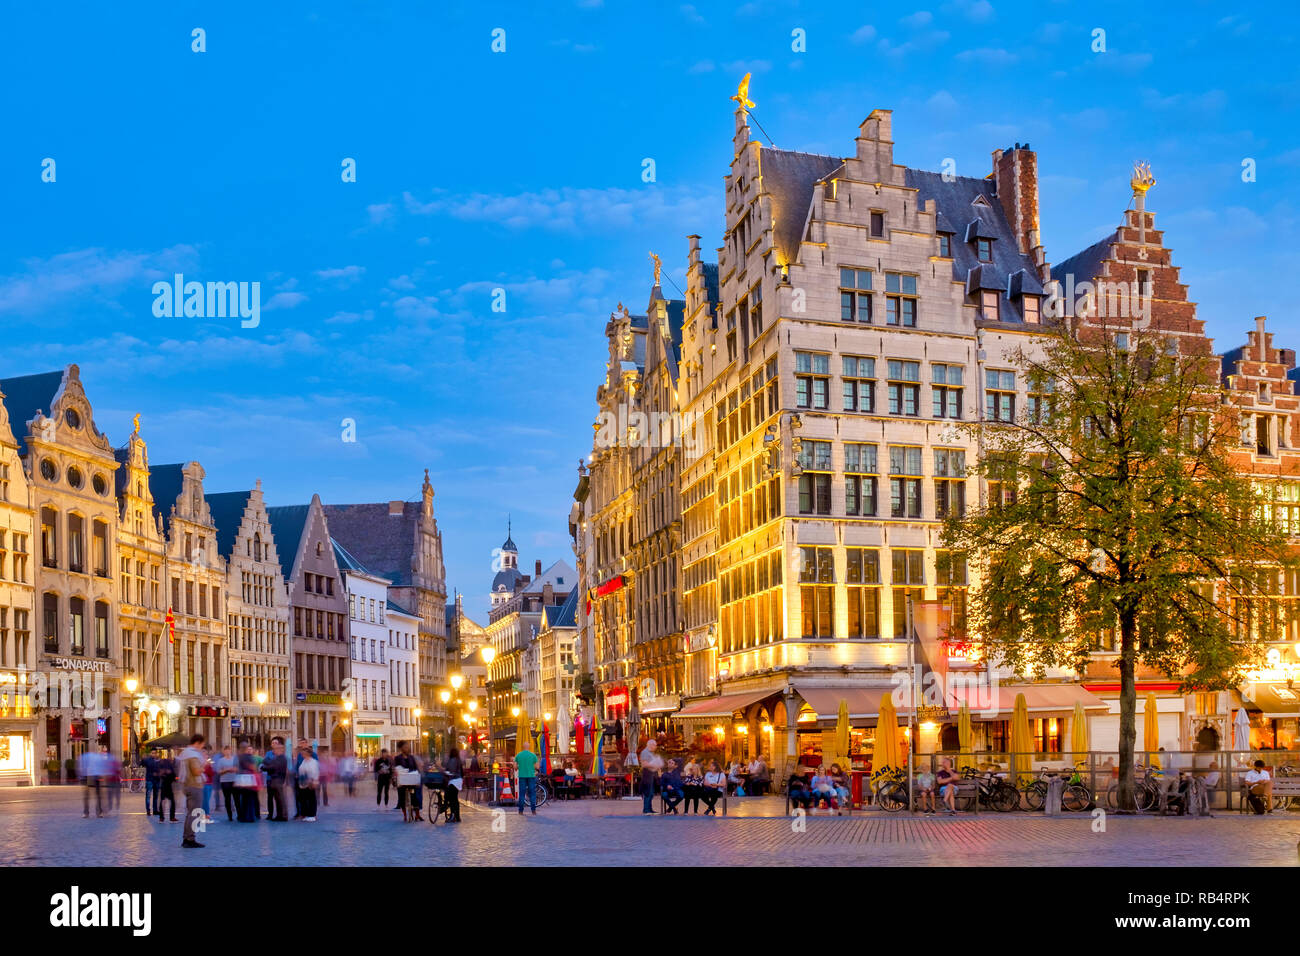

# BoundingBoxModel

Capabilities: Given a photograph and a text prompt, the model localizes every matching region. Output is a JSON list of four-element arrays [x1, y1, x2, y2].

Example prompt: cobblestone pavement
[[1, 784, 1296, 866]]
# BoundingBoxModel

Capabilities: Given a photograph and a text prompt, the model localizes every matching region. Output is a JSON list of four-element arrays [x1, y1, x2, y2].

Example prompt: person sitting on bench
[[660, 759, 685, 814], [787, 774, 813, 812], [1244, 760, 1272, 814]]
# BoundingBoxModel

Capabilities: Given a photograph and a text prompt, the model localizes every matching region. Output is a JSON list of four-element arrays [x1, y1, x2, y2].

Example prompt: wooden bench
[[1240, 770, 1300, 811]]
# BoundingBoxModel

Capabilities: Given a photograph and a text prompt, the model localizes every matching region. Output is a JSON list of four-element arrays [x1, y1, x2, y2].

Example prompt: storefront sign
[[230, 718, 242, 730], [605, 687, 629, 708], [46, 657, 111, 674], [302, 693, 340, 705], [186, 705, 229, 718]]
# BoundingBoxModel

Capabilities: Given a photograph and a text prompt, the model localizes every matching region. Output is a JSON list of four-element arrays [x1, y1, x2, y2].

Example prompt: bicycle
[[120, 766, 145, 793], [1022, 766, 1092, 812], [956, 766, 1020, 812], [422, 771, 449, 824], [1104, 766, 1161, 812], [872, 765, 910, 812]]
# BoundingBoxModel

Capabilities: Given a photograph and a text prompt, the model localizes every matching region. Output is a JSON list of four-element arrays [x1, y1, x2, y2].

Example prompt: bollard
[[1045, 776, 1064, 816]]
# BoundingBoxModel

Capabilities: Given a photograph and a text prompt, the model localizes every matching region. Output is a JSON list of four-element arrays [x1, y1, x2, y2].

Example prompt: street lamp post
[[123, 677, 139, 765], [256, 690, 268, 750], [414, 707, 423, 758], [343, 700, 354, 755], [480, 645, 497, 775]]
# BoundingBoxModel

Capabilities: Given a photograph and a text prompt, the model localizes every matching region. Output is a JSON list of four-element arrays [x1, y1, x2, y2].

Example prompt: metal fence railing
[[908, 750, 1300, 812]]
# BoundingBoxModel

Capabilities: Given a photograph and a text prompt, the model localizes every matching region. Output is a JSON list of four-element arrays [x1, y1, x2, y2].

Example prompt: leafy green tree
[[944, 321, 1296, 810]]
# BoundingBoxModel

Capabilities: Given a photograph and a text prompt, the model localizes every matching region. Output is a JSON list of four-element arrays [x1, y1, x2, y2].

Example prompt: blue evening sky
[[2, 1, 1297, 620]]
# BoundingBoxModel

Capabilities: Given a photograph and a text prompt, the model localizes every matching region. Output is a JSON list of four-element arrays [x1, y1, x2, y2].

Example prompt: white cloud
[[687, 59, 715, 74], [901, 11, 933, 27], [367, 203, 395, 225], [0, 244, 199, 315], [263, 291, 307, 311], [393, 185, 714, 234], [680, 4, 705, 24], [850, 24, 876, 44], [956, 47, 1017, 66], [927, 90, 958, 111], [314, 265, 366, 284]]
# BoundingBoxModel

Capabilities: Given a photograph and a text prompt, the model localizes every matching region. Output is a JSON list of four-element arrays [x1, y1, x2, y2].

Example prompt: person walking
[[296, 742, 320, 822], [201, 750, 216, 821], [157, 751, 178, 822], [79, 746, 104, 818], [374, 749, 393, 810], [263, 737, 289, 821], [515, 744, 539, 815], [178, 734, 207, 849], [214, 746, 238, 821], [142, 748, 161, 818], [341, 751, 358, 797], [443, 746, 464, 823], [639, 739, 664, 815]]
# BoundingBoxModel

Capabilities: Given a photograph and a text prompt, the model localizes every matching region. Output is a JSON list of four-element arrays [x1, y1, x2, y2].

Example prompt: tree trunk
[[1116, 607, 1138, 812]]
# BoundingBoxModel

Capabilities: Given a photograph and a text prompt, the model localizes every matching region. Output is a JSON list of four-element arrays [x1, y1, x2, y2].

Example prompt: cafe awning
[[1243, 684, 1300, 718], [673, 689, 775, 720], [794, 685, 900, 721], [640, 697, 681, 715], [948, 683, 1109, 719]]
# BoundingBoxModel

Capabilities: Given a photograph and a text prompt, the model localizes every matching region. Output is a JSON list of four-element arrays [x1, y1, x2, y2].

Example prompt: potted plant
[[64, 757, 77, 782], [45, 758, 60, 784]]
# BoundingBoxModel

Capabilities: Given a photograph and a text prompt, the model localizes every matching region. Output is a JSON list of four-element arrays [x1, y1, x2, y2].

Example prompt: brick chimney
[[388, 500, 404, 516], [993, 144, 1045, 274], [543, 582, 555, 606], [535, 559, 542, 578], [1255, 315, 1269, 362]]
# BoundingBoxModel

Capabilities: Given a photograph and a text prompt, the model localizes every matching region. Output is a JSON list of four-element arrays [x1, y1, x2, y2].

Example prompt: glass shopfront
[[0, 732, 31, 776]]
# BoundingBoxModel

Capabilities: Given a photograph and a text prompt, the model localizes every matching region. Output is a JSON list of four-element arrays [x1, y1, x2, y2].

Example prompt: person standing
[[214, 746, 238, 821], [142, 748, 161, 818], [443, 747, 464, 823], [178, 734, 207, 849], [393, 742, 422, 822], [374, 749, 393, 810], [296, 742, 320, 822], [638, 739, 664, 815], [263, 737, 289, 821], [235, 743, 261, 823], [515, 744, 539, 815]]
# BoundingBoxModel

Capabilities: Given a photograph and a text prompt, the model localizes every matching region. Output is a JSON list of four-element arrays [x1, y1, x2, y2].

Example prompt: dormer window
[[980, 290, 1000, 321], [870, 211, 885, 238], [1022, 295, 1040, 324], [976, 238, 993, 262], [938, 233, 952, 258]]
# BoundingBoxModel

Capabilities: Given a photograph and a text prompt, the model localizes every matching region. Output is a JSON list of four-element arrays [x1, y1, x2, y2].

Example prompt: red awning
[[947, 683, 1110, 719], [673, 689, 776, 720]]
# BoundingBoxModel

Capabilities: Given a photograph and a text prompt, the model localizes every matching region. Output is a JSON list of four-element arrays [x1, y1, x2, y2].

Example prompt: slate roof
[[320, 502, 423, 588], [1053, 234, 1118, 313], [204, 490, 254, 558], [702, 263, 720, 310], [388, 598, 415, 617], [265, 504, 311, 582], [905, 167, 1045, 319], [544, 586, 579, 630], [492, 566, 526, 595], [666, 299, 685, 365], [145, 463, 186, 538], [0, 370, 63, 456], [758, 147, 844, 267], [331, 538, 371, 576]]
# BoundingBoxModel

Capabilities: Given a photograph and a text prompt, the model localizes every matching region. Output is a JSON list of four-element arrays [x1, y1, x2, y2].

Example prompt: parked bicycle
[[1022, 766, 1091, 812], [956, 766, 1020, 812], [1104, 765, 1163, 812], [872, 765, 910, 812]]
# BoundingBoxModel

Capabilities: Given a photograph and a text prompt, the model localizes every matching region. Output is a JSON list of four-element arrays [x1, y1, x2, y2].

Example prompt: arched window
[[253, 533, 262, 562]]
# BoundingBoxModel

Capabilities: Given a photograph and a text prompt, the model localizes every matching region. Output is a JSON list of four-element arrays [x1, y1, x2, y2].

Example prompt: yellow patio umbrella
[[872, 694, 901, 774], [1070, 700, 1089, 767], [1144, 692, 1160, 769], [957, 701, 972, 767], [1010, 692, 1032, 786], [833, 699, 852, 771], [516, 707, 532, 756]]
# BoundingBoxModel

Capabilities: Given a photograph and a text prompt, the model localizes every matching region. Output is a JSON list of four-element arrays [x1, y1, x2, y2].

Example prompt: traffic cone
[[499, 774, 514, 802]]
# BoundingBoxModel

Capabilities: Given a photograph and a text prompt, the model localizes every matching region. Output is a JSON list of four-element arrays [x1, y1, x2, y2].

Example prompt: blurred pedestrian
[[214, 746, 237, 821], [157, 751, 177, 822], [78, 747, 103, 818], [639, 739, 664, 815], [142, 748, 161, 817], [374, 749, 393, 810], [235, 742, 260, 823]]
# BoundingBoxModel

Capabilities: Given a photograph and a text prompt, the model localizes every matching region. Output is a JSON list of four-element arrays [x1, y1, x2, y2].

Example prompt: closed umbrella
[[574, 714, 585, 756], [957, 701, 972, 767], [1233, 707, 1251, 752], [590, 713, 605, 778], [872, 694, 901, 774], [1010, 692, 1032, 786], [1070, 701, 1089, 766], [516, 707, 531, 757], [1143, 692, 1160, 769], [540, 723, 551, 775], [556, 708, 571, 756], [834, 699, 851, 770]]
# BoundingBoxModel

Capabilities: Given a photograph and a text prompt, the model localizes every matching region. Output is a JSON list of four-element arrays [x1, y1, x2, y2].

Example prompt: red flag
[[165, 608, 175, 644]]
